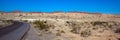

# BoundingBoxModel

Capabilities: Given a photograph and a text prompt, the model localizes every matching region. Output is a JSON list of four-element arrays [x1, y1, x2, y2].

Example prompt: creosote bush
[[80, 29, 91, 37], [2, 20, 13, 23], [115, 28, 120, 33], [71, 27, 81, 34], [91, 21, 108, 26], [33, 20, 50, 30], [67, 21, 81, 34], [60, 30, 65, 33]]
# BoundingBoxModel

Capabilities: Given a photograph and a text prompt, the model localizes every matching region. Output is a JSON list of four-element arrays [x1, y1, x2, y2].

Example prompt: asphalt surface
[[0, 21, 30, 40], [0, 21, 23, 37]]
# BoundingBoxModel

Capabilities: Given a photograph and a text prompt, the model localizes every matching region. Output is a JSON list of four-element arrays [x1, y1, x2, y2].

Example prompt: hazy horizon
[[0, 0, 120, 14]]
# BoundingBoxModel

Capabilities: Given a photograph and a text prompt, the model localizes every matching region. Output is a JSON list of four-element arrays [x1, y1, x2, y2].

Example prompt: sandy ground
[[0, 13, 120, 40]]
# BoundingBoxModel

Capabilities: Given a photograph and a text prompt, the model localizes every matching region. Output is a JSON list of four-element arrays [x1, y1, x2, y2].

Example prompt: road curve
[[25, 26, 39, 40], [0, 21, 30, 40]]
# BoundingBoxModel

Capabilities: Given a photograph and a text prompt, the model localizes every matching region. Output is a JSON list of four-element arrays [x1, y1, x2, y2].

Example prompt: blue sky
[[0, 0, 120, 14]]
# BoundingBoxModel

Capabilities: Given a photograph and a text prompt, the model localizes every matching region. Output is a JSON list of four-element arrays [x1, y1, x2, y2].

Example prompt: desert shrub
[[80, 29, 91, 37], [92, 27, 98, 30], [2, 20, 12, 23], [108, 39, 111, 40], [71, 27, 81, 34], [108, 25, 112, 29], [2, 20, 13, 24], [68, 21, 82, 34], [22, 20, 28, 22], [56, 30, 65, 36], [67, 21, 77, 27], [114, 28, 120, 33], [33, 20, 49, 30], [66, 21, 70, 24], [91, 21, 108, 26], [56, 32, 61, 36], [92, 25, 101, 30], [57, 30, 65, 33], [60, 30, 65, 33]]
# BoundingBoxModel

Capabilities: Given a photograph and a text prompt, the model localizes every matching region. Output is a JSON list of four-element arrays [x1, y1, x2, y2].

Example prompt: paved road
[[0, 21, 30, 40], [0, 21, 39, 40], [0, 22, 23, 37]]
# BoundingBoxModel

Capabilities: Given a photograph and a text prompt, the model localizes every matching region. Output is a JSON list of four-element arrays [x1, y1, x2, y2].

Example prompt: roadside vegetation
[[0, 20, 13, 29], [33, 20, 52, 31], [66, 20, 120, 37], [24, 13, 120, 40]]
